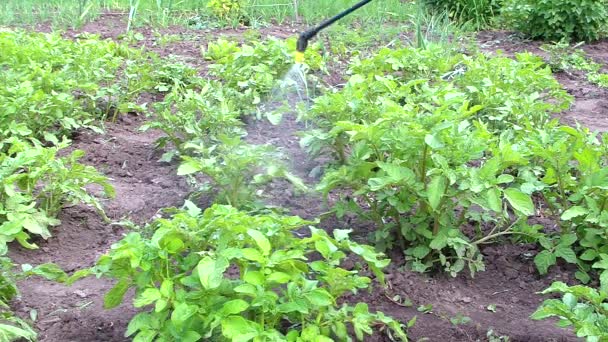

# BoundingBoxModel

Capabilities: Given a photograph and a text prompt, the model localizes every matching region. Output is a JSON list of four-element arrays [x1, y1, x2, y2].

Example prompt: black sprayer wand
[[294, 0, 373, 63]]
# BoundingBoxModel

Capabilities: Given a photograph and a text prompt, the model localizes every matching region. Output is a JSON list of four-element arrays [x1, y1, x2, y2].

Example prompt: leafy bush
[[0, 137, 114, 253], [501, 0, 608, 42], [532, 282, 608, 341], [206, 0, 246, 20], [423, 0, 502, 28], [203, 37, 325, 115], [0, 30, 195, 141], [520, 125, 608, 282], [87, 203, 409, 341], [0, 30, 128, 139], [142, 83, 244, 161], [301, 45, 573, 275], [304, 46, 570, 162]]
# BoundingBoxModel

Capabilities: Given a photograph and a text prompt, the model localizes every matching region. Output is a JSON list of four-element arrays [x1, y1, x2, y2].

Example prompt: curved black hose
[[296, 0, 373, 52]]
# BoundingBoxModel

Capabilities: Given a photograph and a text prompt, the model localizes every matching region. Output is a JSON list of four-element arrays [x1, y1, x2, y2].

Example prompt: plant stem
[[419, 144, 428, 184]]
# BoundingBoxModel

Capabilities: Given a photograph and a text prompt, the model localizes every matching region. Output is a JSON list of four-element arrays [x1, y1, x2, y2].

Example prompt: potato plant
[[203, 37, 325, 115], [303, 46, 571, 161], [302, 44, 573, 276], [0, 30, 195, 141], [0, 137, 114, 254], [142, 84, 244, 161], [521, 124, 608, 282], [86, 203, 409, 341], [533, 282, 608, 341], [178, 135, 307, 209], [315, 82, 542, 275]]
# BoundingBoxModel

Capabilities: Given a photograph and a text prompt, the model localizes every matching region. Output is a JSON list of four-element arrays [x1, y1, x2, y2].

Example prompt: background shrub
[[424, 0, 502, 29], [501, 0, 608, 42]]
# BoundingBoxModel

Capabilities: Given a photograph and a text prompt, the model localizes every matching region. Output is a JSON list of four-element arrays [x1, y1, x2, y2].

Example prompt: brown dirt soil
[[8, 14, 608, 342]]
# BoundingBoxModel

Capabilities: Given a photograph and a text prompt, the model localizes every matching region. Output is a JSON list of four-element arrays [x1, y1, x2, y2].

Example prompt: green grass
[[0, 0, 415, 29]]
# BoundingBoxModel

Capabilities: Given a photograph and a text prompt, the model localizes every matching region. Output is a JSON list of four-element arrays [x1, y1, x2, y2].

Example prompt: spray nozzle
[[294, 51, 305, 64], [294, 31, 312, 64], [296, 33, 311, 53]]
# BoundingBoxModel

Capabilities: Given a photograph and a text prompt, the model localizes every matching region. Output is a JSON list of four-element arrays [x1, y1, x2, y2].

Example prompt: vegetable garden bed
[[3, 12, 608, 342]]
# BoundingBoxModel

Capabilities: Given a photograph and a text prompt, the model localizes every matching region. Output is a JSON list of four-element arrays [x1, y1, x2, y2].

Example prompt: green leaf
[[181, 331, 202, 342], [241, 248, 264, 262], [496, 174, 515, 184], [580, 249, 598, 261], [554, 246, 577, 264], [304, 288, 334, 307], [160, 279, 173, 298], [504, 188, 535, 216], [562, 293, 577, 309], [171, 302, 197, 326], [104, 278, 130, 309], [243, 271, 264, 286], [221, 316, 259, 341], [424, 134, 444, 149], [429, 231, 448, 250], [427, 175, 447, 211], [267, 272, 291, 284], [221, 299, 250, 316], [134, 288, 161, 308], [486, 187, 502, 212], [575, 271, 591, 284], [409, 245, 431, 259], [560, 206, 589, 221], [27, 263, 68, 282], [247, 229, 271, 256], [558, 233, 578, 247], [601, 271, 608, 293], [177, 160, 200, 176], [22, 217, 51, 239], [197, 256, 229, 290], [234, 284, 257, 296], [534, 250, 557, 275], [377, 162, 416, 183]]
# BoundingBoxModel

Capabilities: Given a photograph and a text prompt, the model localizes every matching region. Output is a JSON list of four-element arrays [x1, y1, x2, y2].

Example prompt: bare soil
[[8, 15, 608, 342]]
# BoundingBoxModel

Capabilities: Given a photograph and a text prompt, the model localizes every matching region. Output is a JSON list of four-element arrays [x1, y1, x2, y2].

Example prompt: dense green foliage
[[143, 38, 325, 208], [89, 203, 409, 341], [301, 43, 601, 279], [423, 0, 501, 28], [501, 0, 608, 42], [203, 37, 325, 116], [0, 30, 189, 140], [2, 5, 608, 341], [533, 282, 608, 341]]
